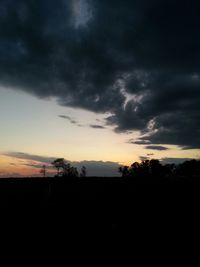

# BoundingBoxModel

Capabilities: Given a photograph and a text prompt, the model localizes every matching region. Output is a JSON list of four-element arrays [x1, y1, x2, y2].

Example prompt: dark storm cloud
[[145, 146, 169, 151], [1, 0, 200, 148]]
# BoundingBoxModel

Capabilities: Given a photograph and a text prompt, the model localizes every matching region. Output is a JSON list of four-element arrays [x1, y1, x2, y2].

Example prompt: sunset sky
[[0, 0, 200, 177]]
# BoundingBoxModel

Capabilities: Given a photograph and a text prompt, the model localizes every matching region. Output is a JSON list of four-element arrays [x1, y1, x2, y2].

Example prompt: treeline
[[119, 159, 200, 180], [40, 158, 200, 180]]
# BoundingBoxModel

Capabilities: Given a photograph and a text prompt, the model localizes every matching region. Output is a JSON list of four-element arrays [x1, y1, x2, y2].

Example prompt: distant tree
[[130, 162, 141, 176], [129, 160, 150, 177], [119, 159, 165, 179], [80, 166, 87, 177], [118, 158, 200, 181], [140, 160, 150, 176], [119, 166, 129, 178], [65, 165, 79, 178], [51, 158, 79, 178], [40, 165, 46, 178], [51, 158, 66, 177]]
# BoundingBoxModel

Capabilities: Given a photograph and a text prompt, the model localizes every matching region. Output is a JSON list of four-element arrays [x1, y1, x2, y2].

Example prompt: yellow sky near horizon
[[0, 87, 199, 176]]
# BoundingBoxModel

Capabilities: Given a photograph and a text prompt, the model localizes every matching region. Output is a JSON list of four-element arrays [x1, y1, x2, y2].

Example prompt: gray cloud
[[89, 124, 105, 129], [129, 139, 151, 145], [4, 152, 56, 165], [145, 145, 169, 151], [139, 156, 149, 161], [0, 0, 200, 148], [59, 115, 105, 129], [59, 115, 78, 125], [72, 160, 120, 177]]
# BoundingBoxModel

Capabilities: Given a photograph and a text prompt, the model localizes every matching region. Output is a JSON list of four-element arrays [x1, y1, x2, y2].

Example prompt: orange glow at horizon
[[0, 155, 52, 177]]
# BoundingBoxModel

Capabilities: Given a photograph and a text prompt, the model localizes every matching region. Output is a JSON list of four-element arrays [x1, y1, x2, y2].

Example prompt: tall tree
[[51, 158, 79, 178], [51, 158, 66, 177]]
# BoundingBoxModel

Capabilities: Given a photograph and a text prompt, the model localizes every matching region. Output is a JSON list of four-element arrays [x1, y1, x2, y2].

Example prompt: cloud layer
[[0, 0, 200, 148]]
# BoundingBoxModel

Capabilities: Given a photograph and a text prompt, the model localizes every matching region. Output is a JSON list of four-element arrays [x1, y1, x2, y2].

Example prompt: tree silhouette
[[51, 158, 65, 177], [118, 159, 200, 182], [176, 159, 200, 177], [119, 166, 129, 177], [119, 159, 167, 179], [140, 160, 150, 176], [130, 162, 141, 176], [51, 158, 79, 178], [149, 159, 163, 177]]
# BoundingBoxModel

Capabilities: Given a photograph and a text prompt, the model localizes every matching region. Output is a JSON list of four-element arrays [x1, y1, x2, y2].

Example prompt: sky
[[0, 0, 200, 177]]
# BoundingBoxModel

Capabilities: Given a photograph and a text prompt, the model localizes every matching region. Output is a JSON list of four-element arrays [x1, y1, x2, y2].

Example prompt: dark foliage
[[119, 159, 200, 181]]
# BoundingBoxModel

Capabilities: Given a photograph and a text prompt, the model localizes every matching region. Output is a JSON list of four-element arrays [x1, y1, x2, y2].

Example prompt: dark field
[[0, 177, 136, 209], [1, 177, 200, 238], [1, 177, 200, 214]]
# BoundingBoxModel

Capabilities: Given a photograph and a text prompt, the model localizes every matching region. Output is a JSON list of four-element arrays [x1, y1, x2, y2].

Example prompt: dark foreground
[[1, 176, 200, 233], [1, 176, 200, 207]]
